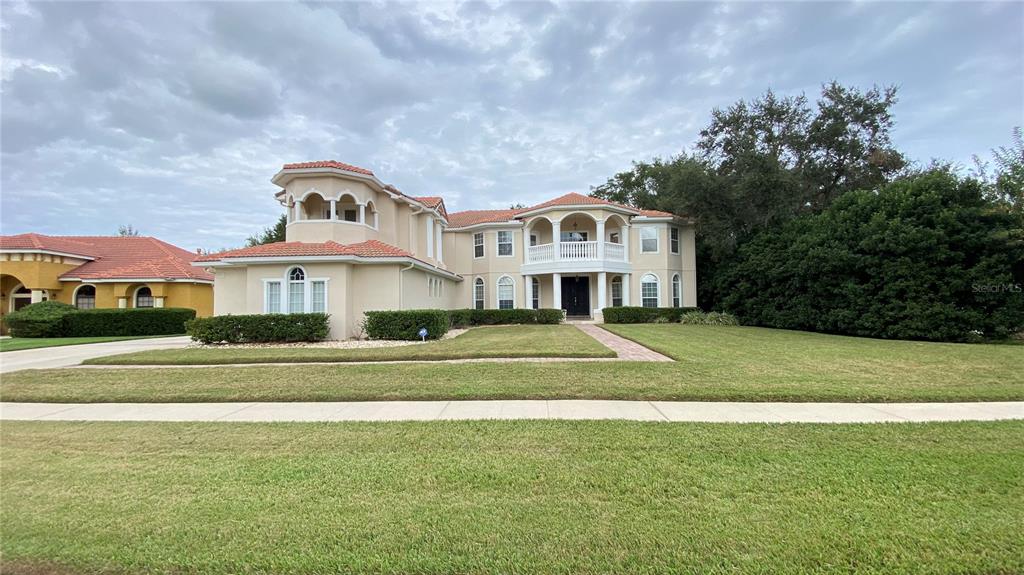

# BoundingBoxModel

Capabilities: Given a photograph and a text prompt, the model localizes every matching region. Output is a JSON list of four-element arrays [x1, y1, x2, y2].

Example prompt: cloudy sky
[[2, 1, 1021, 250]]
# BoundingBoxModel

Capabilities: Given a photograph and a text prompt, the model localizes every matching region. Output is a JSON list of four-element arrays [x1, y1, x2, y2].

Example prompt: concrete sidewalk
[[0, 336, 192, 373], [3, 400, 1021, 423]]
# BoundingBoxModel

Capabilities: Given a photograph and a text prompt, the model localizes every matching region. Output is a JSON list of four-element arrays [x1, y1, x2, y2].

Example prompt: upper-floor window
[[561, 231, 588, 242], [135, 286, 154, 308], [640, 227, 658, 253], [343, 209, 358, 222], [497, 231, 513, 257], [531, 277, 540, 310], [672, 274, 681, 308], [474, 277, 485, 310], [497, 276, 514, 309], [474, 233, 484, 258], [530, 234, 538, 247], [670, 227, 680, 254], [641, 273, 659, 308], [609, 231, 621, 244], [611, 276, 623, 307]]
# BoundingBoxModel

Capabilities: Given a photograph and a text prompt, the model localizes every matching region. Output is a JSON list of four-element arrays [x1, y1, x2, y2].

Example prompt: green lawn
[[82, 325, 614, 365], [2, 420, 1021, 574], [4, 325, 1021, 403], [0, 335, 172, 353]]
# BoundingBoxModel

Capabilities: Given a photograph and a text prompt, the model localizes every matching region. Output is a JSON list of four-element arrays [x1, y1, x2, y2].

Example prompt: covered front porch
[[523, 271, 634, 319]]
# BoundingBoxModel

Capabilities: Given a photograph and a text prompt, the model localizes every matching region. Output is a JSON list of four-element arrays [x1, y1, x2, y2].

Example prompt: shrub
[[602, 307, 694, 323], [186, 313, 329, 344], [364, 310, 449, 341], [446, 308, 564, 328], [3, 301, 77, 337], [679, 311, 740, 325], [64, 308, 196, 337]]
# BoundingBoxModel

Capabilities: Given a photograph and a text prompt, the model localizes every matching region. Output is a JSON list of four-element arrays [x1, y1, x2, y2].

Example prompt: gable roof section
[[194, 239, 413, 262], [412, 196, 448, 219], [0, 234, 213, 282], [522, 192, 639, 213]]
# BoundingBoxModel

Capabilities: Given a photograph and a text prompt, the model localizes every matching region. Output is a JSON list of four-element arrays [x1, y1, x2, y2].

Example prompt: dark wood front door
[[561, 276, 590, 317]]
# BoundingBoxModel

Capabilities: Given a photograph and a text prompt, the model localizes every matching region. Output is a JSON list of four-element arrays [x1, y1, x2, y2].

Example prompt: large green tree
[[246, 215, 287, 247]]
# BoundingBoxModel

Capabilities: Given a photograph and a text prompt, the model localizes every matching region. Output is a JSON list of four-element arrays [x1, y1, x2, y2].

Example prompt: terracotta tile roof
[[195, 239, 413, 262], [281, 161, 374, 176], [522, 192, 636, 212], [0, 233, 213, 281], [638, 209, 675, 217], [412, 196, 448, 219], [446, 209, 524, 229]]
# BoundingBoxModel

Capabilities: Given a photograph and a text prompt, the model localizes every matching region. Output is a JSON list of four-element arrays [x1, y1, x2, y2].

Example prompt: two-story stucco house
[[196, 161, 696, 339]]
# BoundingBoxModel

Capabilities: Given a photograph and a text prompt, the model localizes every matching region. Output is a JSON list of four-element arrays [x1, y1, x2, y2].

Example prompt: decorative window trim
[[640, 272, 660, 308], [670, 227, 680, 254], [496, 275, 515, 309], [672, 273, 681, 308], [473, 277, 485, 310], [73, 284, 97, 310], [496, 230, 514, 257], [473, 232, 485, 259], [531, 276, 540, 310], [262, 266, 329, 314], [611, 276, 623, 307], [134, 285, 154, 308], [640, 226, 659, 254]]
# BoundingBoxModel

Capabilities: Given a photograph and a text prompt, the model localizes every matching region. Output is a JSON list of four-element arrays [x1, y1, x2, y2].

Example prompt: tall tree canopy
[[246, 215, 287, 247]]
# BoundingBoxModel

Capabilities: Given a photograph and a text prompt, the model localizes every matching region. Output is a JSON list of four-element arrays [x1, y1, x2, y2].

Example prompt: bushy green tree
[[717, 169, 1024, 341], [246, 215, 287, 247]]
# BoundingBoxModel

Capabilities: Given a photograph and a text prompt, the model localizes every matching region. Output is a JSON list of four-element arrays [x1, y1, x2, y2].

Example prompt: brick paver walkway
[[574, 324, 674, 362]]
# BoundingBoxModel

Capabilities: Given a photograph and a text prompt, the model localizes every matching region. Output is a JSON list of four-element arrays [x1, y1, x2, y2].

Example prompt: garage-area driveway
[[0, 336, 191, 373]]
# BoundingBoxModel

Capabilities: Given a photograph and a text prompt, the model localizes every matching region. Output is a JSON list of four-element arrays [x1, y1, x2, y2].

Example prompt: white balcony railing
[[526, 241, 626, 264]]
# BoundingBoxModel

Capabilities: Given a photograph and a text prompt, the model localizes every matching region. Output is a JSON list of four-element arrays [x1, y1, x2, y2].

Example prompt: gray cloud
[[2, 1, 1021, 251]]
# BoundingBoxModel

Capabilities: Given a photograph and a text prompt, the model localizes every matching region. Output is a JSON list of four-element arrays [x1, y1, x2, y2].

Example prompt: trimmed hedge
[[364, 309, 449, 341], [447, 308, 564, 328], [2, 301, 78, 337], [3, 302, 195, 337], [679, 311, 740, 326], [65, 308, 196, 337], [186, 313, 330, 344], [602, 306, 696, 324]]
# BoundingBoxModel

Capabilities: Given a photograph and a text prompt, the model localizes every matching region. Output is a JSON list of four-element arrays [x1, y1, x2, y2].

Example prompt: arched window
[[75, 285, 96, 310], [672, 274, 681, 308], [287, 267, 306, 313], [531, 277, 540, 310], [135, 286, 154, 308], [641, 273, 659, 308], [497, 276, 514, 310], [474, 277, 485, 310], [611, 276, 623, 307]]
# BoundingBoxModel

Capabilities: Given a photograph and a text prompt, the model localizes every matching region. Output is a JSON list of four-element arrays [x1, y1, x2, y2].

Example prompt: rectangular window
[[560, 231, 588, 242], [611, 279, 622, 307], [288, 281, 304, 313], [498, 283, 514, 310], [497, 231, 513, 256], [531, 279, 540, 310], [530, 234, 538, 246], [311, 281, 326, 313], [265, 282, 281, 313], [474, 280, 485, 310], [640, 227, 658, 253], [671, 227, 680, 254], [474, 233, 484, 258], [641, 282, 658, 308], [343, 209, 358, 222], [76, 296, 95, 310], [609, 231, 620, 244]]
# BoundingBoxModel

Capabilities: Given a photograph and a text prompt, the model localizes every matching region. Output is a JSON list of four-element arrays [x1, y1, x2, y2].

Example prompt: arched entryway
[[0, 275, 32, 335]]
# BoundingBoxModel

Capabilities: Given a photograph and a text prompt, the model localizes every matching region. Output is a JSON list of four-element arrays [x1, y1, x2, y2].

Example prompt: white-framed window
[[497, 231, 513, 257], [531, 277, 540, 310], [670, 227, 680, 254], [641, 273, 660, 308], [74, 284, 96, 309], [288, 267, 305, 313], [640, 227, 659, 253], [134, 286, 154, 308], [474, 277, 485, 310], [611, 276, 623, 307], [474, 233, 484, 258], [672, 274, 681, 308], [497, 276, 514, 309], [426, 216, 435, 258], [265, 281, 281, 313], [530, 234, 538, 247]]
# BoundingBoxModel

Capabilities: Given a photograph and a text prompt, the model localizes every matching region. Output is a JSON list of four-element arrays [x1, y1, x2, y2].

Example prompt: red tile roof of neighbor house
[[281, 161, 375, 176], [194, 240, 413, 262], [0, 233, 214, 281]]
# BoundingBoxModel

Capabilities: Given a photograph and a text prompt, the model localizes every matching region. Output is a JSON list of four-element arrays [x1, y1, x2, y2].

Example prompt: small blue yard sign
[[418, 327, 428, 341]]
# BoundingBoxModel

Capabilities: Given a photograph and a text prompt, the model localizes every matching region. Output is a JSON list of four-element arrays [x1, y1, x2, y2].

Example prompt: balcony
[[526, 241, 626, 264]]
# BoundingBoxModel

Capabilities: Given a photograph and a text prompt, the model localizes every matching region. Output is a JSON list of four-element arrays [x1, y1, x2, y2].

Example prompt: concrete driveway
[[0, 336, 191, 373]]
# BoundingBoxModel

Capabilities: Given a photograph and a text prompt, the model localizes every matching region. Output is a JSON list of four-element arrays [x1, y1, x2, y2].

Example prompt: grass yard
[[4, 325, 1021, 403], [82, 325, 614, 365], [0, 335, 172, 353], [2, 420, 1021, 574]]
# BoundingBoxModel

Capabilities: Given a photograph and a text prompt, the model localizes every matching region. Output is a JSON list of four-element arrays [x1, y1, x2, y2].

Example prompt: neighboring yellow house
[[0, 234, 213, 334]]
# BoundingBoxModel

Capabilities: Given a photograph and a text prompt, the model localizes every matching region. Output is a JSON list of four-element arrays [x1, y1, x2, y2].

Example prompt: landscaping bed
[[2, 420, 1021, 574]]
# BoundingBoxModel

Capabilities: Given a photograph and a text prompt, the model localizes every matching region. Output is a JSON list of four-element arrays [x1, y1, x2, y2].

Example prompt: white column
[[622, 273, 631, 306], [596, 272, 607, 314], [552, 220, 561, 261], [623, 224, 630, 263], [30, 289, 44, 303], [436, 222, 443, 264], [596, 220, 606, 261], [358, 204, 366, 224], [154, 297, 165, 308], [295, 199, 304, 221], [118, 297, 128, 309], [552, 273, 562, 311], [524, 274, 532, 309], [522, 225, 531, 262], [330, 200, 338, 220]]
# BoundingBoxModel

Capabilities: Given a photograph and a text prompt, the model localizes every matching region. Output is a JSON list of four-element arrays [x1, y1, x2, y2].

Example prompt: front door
[[561, 276, 590, 317]]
